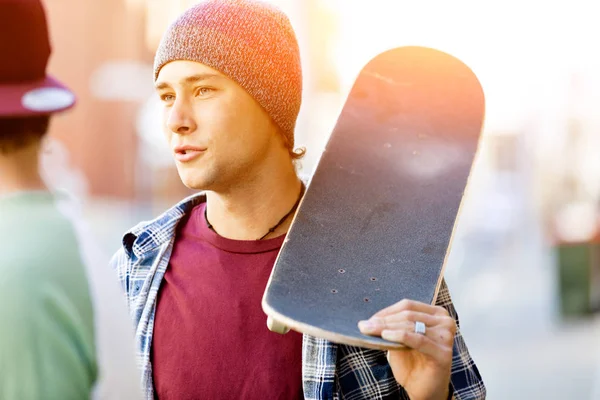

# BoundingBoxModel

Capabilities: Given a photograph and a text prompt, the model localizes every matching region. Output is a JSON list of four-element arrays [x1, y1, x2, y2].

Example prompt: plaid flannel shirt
[[110, 193, 486, 400]]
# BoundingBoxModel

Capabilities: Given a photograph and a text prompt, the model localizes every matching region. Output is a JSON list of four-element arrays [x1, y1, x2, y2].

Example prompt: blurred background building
[[40, 0, 600, 398]]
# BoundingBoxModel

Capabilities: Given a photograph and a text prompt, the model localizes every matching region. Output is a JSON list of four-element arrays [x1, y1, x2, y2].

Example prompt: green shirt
[[0, 191, 96, 400]]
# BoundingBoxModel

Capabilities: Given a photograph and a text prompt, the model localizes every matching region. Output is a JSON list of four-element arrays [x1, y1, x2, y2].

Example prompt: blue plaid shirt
[[110, 193, 486, 400]]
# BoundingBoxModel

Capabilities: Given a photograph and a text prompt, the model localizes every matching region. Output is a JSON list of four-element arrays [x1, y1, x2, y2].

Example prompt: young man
[[0, 0, 141, 399], [111, 1, 485, 399]]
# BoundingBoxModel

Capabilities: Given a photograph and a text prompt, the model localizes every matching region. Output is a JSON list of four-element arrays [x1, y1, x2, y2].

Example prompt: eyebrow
[[155, 73, 221, 90]]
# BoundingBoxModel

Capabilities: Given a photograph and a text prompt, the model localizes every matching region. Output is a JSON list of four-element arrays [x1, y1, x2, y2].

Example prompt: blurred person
[[110, 0, 485, 399], [0, 0, 142, 399]]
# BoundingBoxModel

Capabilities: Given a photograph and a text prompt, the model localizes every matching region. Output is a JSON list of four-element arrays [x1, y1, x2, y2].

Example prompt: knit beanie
[[154, 0, 302, 146]]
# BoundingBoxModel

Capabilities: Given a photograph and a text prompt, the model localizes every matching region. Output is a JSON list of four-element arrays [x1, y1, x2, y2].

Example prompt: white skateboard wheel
[[267, 316, 290, 334]]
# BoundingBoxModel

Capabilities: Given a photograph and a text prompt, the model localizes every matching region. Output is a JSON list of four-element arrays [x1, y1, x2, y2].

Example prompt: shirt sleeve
[[436, 279, 486, 399]]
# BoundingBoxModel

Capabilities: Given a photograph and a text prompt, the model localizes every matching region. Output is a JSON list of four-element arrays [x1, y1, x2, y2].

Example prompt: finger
[[360, 320, 455, 346], [382, 329, 453, 361], [358, 319, 413, 336], [372, 299, 449, 319], [358, 312, 441, 336], [378, 311, 447, 327], [380, 312, 457, 338]]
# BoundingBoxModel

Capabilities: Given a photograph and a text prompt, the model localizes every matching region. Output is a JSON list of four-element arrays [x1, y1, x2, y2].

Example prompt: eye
[[160, 93, 175, 102], [196, 87, 214, 97]]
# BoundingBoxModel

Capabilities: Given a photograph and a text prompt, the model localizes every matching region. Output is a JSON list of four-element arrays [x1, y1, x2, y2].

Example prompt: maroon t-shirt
[[151, 203, 304, 399]]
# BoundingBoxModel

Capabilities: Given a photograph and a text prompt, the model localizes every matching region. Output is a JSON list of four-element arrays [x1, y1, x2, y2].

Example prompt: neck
[[0, 141, 46, 196], [205, 156, 302, 241]]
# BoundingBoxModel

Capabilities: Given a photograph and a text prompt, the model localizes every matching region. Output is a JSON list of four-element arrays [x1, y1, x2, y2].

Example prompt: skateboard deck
[[262, 46, 485, 350]]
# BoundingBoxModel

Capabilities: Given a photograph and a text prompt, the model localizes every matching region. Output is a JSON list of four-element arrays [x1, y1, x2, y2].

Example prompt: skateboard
[[261, 46, 485, 351]]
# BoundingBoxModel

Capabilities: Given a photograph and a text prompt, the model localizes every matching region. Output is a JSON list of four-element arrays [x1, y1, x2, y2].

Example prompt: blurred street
[[443, 168, 600, 400]]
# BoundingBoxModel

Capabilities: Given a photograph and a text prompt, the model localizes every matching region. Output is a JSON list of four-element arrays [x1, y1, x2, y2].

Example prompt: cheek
[[162, 126, 172, 144], [193, 101, 237, 138], [162, 109, 173, 141], [191, 93, 269, 151]]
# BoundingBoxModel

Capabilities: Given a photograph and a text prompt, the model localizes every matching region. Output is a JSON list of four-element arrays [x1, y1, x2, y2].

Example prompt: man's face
[[155, 60, 282, 191]]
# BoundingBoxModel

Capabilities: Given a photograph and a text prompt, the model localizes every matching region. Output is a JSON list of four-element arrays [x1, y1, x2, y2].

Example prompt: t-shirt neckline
[[193, 203, 286, 254]]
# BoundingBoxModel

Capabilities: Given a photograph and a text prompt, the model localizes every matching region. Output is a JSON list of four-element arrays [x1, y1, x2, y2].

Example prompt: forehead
[[155, 60, 227, 88]]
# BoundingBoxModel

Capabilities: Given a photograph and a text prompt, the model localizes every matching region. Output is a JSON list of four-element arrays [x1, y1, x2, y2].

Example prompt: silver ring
[[414, 321, 426, 335]]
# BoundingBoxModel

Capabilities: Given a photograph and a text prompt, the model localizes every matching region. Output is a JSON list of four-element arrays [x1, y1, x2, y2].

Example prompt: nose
[[167, 98, 197, 135]]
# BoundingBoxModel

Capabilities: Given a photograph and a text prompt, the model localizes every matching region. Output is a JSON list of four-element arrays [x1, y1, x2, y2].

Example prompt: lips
[[173, 145, 206, 163]]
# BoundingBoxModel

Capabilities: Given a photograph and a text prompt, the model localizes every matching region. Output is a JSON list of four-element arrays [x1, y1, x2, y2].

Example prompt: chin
[[177, 171, 206, 190], [181, 178, 209, 191]]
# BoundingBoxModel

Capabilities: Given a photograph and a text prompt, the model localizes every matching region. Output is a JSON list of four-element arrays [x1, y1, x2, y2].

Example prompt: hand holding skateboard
[[359, 299, 456, 400]]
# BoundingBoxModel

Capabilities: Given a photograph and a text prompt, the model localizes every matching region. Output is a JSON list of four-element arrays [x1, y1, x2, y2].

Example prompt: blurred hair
[[0, 116, 51, 154]]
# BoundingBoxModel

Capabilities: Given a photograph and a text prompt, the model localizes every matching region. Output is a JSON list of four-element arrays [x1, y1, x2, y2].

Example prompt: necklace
[[204, 184, 305, 240]]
